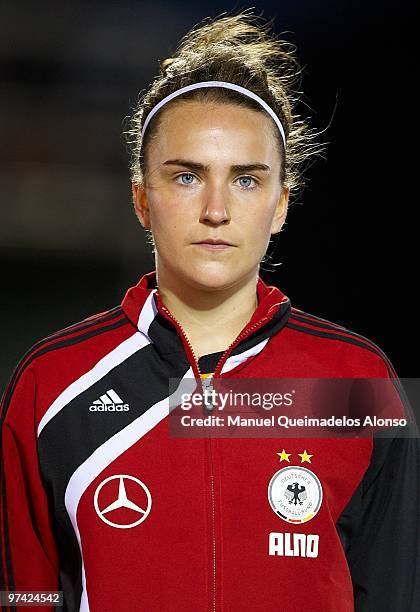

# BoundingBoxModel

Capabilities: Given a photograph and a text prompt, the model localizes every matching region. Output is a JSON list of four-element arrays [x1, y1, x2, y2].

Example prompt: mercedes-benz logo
[[94, 474, 152, 529]]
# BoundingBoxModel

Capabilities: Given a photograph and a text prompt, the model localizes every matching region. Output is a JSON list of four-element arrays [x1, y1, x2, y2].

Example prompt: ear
[[132, 181, 151, 229], [270, 185, 290, 235]]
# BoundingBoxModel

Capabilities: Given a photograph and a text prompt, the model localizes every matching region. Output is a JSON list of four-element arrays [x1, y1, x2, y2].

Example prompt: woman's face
[[132, 100, 289, 291]]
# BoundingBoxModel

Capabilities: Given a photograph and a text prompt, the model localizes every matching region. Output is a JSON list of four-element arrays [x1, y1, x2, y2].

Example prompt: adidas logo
[[89, 389, 130, 412]]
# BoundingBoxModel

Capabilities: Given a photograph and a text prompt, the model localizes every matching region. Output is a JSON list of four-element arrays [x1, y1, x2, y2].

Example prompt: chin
[[183, 264, 247, 292]]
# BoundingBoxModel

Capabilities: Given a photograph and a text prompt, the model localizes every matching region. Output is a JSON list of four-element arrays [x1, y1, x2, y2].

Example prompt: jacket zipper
[[212, 316, 270, 378], [159, 304, 203, 377], [158, 303, 274, 381], [157, 299, 278, 611], [158, 302, 275, 405], [210, 474, 216, 612], [158, 303, 218, 609]]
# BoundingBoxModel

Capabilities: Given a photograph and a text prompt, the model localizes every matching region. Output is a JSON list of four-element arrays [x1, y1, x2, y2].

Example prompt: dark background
[[1, 0, 416, 391]]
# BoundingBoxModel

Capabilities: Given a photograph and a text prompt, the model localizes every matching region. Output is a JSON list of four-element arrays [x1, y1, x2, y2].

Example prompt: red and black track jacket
[[1, 270, 419, 611]]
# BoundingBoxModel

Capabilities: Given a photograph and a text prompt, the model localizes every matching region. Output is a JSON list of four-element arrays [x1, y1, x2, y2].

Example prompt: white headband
[[141, 80, 286, 148]]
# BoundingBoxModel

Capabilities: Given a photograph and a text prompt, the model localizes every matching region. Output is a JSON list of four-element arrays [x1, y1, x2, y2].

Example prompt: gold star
[[277, 449, 291, 462], [298, 450, 313, 463]]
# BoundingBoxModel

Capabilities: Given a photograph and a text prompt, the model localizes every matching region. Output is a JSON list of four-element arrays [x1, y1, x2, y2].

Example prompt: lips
[[193, 239, 233, 251], [195, 239, 232, 246]]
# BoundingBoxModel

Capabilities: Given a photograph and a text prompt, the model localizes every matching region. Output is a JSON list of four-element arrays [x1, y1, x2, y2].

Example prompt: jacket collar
[[121, 270, 290, 375]]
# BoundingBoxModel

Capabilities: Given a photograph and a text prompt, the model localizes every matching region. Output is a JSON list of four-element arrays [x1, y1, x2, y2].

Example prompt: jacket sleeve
[[0, 362, 60, 610], [337, 377, 420, 611]]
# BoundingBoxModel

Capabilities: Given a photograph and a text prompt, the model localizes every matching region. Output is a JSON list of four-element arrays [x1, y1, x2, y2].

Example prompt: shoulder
[[285, 306, 397, 378], [1, 305, 134, 419], [13, 304, 131, 370]]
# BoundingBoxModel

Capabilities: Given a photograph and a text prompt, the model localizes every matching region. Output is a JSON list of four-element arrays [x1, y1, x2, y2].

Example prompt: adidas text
[[89, 403, 130, 412], [90, 389, 129, 412]]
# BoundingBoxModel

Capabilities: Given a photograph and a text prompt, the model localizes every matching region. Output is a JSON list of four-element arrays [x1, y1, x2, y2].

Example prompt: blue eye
[[237, 176, 257, 189], [175, 173, 258, 189], [176, 173, 196, 185]]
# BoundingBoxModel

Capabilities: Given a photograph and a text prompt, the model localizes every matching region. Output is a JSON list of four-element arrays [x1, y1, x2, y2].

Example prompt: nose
[[199, 181, 231, 225]]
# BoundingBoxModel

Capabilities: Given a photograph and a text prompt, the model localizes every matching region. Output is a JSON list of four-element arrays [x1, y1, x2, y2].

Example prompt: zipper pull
[[202, 375, 215, 411]]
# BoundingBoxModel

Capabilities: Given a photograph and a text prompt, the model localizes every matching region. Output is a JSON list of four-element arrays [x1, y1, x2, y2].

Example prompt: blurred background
[[1, 0, 416, 389]]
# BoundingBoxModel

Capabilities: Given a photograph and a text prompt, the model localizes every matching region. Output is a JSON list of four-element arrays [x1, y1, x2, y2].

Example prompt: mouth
[[193, 240, 233, 250]]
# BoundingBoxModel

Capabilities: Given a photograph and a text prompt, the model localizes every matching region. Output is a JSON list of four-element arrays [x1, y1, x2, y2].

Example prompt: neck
[[156, 265, 259, 361]]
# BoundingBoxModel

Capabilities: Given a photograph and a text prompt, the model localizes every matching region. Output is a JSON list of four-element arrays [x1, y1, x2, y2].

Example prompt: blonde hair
[[124, 9, 325, 203]]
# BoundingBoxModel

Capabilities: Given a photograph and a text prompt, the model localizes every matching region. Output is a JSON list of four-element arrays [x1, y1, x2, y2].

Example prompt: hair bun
[[159, 58, 175, 75]]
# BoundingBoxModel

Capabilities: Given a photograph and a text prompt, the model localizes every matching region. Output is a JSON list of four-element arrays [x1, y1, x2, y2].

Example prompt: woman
[[1, 11, 418, 612]]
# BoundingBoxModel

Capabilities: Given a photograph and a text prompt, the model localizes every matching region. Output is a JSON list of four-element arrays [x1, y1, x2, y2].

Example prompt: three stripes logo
[[90, 389, 130, 412]]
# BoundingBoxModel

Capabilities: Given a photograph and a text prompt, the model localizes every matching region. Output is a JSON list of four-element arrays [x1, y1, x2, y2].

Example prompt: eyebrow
[[162, 159, 271, 173]]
